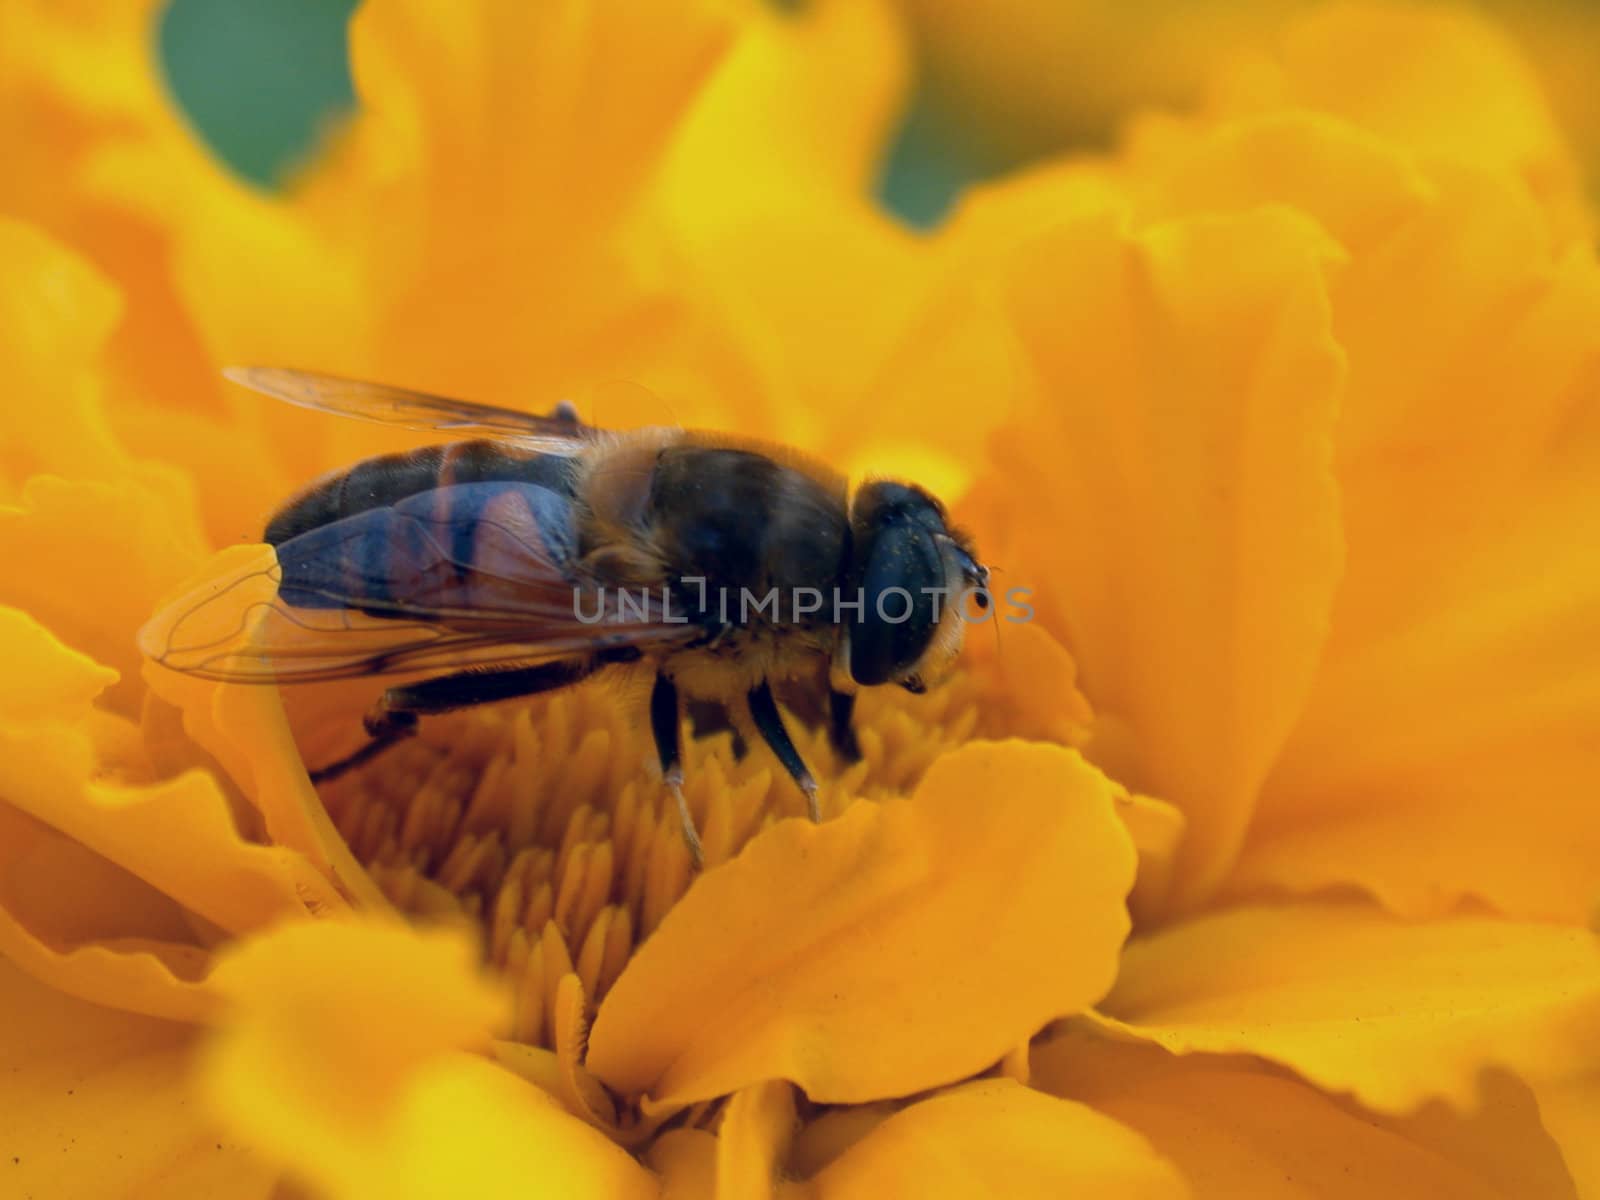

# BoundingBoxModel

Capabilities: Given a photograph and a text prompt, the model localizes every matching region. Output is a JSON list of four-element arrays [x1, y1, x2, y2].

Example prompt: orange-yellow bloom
[[1, 1, 1597, 1197]]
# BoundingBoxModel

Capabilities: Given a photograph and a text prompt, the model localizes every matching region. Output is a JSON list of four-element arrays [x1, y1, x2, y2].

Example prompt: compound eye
[[848, 523, 942, 687]]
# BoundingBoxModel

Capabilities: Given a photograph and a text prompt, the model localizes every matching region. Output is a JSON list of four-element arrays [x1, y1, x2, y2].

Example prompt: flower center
[[315, 677, 985, 1049]]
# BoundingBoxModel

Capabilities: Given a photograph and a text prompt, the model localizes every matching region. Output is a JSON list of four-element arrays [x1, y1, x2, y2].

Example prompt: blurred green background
[[160, 0, 359, 187], [158, 0, 982, 228]]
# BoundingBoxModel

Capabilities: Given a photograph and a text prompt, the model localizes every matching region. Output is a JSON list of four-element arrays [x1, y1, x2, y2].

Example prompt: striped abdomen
[[265, 441, 577, 545], [265, 441, 581, 613]]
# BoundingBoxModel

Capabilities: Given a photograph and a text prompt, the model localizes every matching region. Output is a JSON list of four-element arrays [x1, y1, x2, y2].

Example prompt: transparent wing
[[223, 366, 595, 452], [139, 483, 694, 684]]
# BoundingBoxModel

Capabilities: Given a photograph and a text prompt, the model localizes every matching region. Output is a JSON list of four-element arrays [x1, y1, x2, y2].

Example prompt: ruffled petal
[[1531, 1069, 1600, 1199], [656, 0, 924, 448], [1245, 153, 1599, 920], [0, 218, 128, 486], [1100, 899, 1600, 1113], [655, 0, 1033, 469], [1272, 4, 1587, 240], [1114, 792, 1187, 925], [982, 206, 1345, 907], [589, 741, 1135, 1106], [2, 602, 334, 919], [107, 0, 745, 507], [0, 954, 274, 1199], [1083, 103, 1600, 921], [0, 3, 231, 425], [0, 476, 202, 715], [0, 604, 117, 720], [1243, 412, 1600, 921], [716, 1080, 797, 1200], [1036, 1028, 1576, 1200], [0, 217, 206, 554], [800, 1079, 1186, 1200], [962, 621, 1094, 750], [202, 918, 658, 1199], [0, 830, 215, 1022], [1134, 111, 1432, 253], [0, 608, 247, 1020], [141, 552, 392, 911], [650, 1129, 718, 1199], [661, 0, 907, 216]]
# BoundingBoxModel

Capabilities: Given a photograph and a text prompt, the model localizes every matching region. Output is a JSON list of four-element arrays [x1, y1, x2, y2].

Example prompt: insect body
[[141, 369, 988, 864]]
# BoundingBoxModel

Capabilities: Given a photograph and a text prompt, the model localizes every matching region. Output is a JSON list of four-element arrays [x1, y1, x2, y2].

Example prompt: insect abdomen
[[266, 442, 580, 612], [264, 442, 577, 546]]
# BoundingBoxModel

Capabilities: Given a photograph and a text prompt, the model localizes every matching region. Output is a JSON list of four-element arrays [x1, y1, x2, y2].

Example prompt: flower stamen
[[315, 677, 987, 1049]]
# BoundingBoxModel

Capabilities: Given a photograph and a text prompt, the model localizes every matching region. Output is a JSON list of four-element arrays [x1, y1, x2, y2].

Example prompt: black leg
[[828, 689, 862, 763], [388, 659, 595, 713], [309, 658, 594, 783], [310, 711, 418, 784], [748, 679, 820, 822], [650, 673, 703, 867]]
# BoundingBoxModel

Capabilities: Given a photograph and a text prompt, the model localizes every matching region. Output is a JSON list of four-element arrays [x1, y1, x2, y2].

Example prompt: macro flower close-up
[[2, 1, 1598, 1197]]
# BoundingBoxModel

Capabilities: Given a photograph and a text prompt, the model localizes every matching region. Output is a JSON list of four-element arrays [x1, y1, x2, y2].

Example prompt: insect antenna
[[984, 564, 1006, 681]]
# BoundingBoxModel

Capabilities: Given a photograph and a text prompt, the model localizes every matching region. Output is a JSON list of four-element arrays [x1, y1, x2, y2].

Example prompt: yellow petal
[[0, 475, 202, 715], [962, 620, 1093, 749], [286, 0, 733, 420], [1531, 1069, 1600, 1199], [7, 736, 336, 934], [1248, 171, 1600, 918], [0, 218, 209, 549], [718, 1080, 797, 1200], [0, 0, 231, 420], [787, 1103, 896, 1181], [984, 207, 1345, 907], [651, 1129, 719, 1200], [0, 791, 214, 1024], [1114, 792, 1186, 926], [1100, 899, 1600, 1113], [0, 604, 336, 930], [800, 1079, 1185, 1200], [657, 0, 931, 450], [343, 0, 737, 247], [207, 917, 504, 1088], [662, 0, 908, 212], [0, 807, 216, 1022], [1274, 4, 1586, 240], [0, 605, 117, 721], [1135, 111, 1432, 254], [368, 1056, 658, 1200], [140, 553, 392, 911], [0, 609, 286, 1021], [1036, 1028, 1576, 1200], [203, 918, 654, 1200], [589, 741, 1136, 1105], [132, 0, 741, 496], [0, 217, 126, 485], [105, 397, 292, 551], [1113, 100, 1600, 921], [0, 953, 274, 1199]]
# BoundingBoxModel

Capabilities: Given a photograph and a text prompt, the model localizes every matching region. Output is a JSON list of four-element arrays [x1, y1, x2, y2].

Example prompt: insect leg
[[309, 659, 595, 783], [309, 711, 418, 784], [650, 673, 703, 868], [828, 689, 862, 763], [384, 659, 595, 714], [748, 679, 820, 823]]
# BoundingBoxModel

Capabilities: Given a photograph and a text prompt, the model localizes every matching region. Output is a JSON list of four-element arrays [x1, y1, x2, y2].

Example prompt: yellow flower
[[964, 1, 1600, 920], [2, 2, 1598, 1199]]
